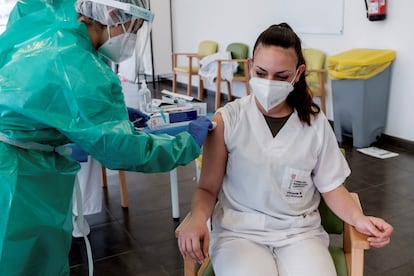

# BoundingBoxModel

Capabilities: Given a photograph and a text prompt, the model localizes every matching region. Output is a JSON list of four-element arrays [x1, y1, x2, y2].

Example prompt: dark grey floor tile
[[357, 186, 414, 219], [376, 262, 414, 276]]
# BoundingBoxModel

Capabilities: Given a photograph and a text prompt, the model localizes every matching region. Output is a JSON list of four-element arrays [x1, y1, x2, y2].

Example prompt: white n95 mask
[[250, 76, 296, 112], [98, 31, 137, 64]]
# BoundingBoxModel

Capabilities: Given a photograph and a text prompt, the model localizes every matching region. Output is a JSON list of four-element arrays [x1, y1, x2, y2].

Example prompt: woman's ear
[[77, 15, 91, 24], [296, 64, 306, 82]]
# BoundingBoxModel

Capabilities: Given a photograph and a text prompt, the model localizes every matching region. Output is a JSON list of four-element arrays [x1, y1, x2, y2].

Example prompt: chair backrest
[[226, 42, 249, 75], [198, 40, 218, 57], [319, 197, 343, 234], [303, 48, 326, 85]]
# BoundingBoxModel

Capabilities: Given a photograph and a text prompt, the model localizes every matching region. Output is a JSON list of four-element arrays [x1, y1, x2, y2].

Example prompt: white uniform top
[[211, 95, 350, 247]]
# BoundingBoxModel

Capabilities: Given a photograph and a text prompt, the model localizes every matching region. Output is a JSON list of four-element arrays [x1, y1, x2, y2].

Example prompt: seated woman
[[177, 23, 393, 276]]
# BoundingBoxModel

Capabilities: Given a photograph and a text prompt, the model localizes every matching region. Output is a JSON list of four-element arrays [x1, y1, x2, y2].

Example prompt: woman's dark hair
[[252, 23, 320, 125]]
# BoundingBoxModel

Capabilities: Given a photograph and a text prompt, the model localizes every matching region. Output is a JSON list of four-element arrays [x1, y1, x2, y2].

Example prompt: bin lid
[[327, 48, 396, 80]]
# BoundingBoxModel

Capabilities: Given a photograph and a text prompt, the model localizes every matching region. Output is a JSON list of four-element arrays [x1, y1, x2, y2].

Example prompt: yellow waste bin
[[327, 48, 396, 147]]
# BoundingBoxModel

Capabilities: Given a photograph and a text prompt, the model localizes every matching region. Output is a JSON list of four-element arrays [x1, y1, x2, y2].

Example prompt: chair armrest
[[172, 53, 203, 59], [176, 212, 208, 276], [173, 53, 204, 69], [175, 212, 191, 237], [215, 58, 249, 63], [173, 52, 197, 56], [215, 59, 249, 83], [343, 193, 371, 276]]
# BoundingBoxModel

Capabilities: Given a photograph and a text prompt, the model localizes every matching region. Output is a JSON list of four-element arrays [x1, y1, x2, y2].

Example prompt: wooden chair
[[176, 192, 369, 276], [172, 40, 218, 97], [198, 42, 250, 110], [303, 48, 327, 113], [101, 167, 129, 208]]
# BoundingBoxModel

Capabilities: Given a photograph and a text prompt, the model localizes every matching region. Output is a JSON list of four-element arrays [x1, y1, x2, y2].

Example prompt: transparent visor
[[88, 0, 155, 23], [88, 0, 153, 64]]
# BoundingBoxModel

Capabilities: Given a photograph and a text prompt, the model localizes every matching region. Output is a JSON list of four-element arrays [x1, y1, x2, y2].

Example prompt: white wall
[[171, 0, 414, 142]]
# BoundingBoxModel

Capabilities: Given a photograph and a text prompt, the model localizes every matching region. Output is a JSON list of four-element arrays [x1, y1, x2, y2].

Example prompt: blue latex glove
[[127, 107, 150, 128], [65, 143, 88, 162], [188, 117, 214, 147]]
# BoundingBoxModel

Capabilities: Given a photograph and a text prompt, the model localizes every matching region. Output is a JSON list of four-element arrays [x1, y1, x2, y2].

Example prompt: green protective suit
[[0, 1, 200, 275]]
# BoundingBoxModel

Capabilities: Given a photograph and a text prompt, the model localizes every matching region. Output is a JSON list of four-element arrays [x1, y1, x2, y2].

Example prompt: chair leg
[[118, 171, 128, 208], [172, 72, 177, 92], [318, 71, 326, 114], [245, 78, 251, 95], [226, 81, 232, 102], [187, 74, 193, 97], [215, 80, 221, 111], [101, 166, 107, 188], [198, 77, 205, 101], [215, 61, 222, 111]]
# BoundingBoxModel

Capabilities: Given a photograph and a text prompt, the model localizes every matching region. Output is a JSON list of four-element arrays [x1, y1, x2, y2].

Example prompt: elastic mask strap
[[290, 69, 299, 85], [106, 21, 126, 40], [106, 25, 111, 39], [74, 176, 94, 276], [121, 22, 127, 33]]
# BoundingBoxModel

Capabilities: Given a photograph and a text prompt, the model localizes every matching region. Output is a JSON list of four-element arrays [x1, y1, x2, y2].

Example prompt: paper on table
[[357, 147, 399, 159]]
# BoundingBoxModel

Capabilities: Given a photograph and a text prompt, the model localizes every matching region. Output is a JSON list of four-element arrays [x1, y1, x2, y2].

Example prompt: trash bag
[[327, 48, 396, 80]]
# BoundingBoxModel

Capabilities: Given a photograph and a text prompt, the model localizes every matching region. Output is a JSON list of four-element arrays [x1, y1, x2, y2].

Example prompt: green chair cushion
[[319, 197, 344, 234], [226, 42, 249, 76], [329, 245, 348, 276], [202, 262, 215, 276]]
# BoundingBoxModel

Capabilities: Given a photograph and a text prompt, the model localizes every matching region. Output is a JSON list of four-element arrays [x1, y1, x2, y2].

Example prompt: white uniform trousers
[[72, 156, 103, 216], [210, 236, 336, 276]]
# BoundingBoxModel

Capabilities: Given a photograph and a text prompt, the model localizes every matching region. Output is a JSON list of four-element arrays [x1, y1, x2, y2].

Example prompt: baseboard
[[377, 134, 414, 152], [329, 119, 414, 151]]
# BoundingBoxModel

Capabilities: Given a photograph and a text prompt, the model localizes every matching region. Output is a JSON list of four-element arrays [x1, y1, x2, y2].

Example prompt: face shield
[[75, 0, 154, 63]]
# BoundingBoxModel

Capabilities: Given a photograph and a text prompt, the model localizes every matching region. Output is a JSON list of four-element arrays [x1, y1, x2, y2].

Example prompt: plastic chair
[[198, 43, 250, 110], [172, 40, 218, 97], [303, 48, 327, 113]]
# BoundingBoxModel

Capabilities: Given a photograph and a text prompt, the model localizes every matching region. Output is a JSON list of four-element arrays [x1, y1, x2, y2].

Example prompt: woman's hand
[[177, 215, 210, 264], [354, 216, 393, 248]]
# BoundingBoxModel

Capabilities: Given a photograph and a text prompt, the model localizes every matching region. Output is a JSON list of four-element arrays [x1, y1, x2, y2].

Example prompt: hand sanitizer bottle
[[138, 80, 152, 113]]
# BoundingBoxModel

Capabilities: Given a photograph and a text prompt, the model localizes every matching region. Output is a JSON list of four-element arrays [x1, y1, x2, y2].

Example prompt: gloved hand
[[127, 107, 150, 128], [65, 143, 88, 162], [188, 117, 215, 147]]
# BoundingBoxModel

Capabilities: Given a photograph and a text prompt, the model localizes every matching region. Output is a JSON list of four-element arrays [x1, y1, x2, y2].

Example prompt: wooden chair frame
[[172, 41, 218, 97], [101, 167, 129, 208], [306, 68, 327, 114], [198, 58, 250, 111], [172, 52, 205, 97], [175, 193, 370, 276]]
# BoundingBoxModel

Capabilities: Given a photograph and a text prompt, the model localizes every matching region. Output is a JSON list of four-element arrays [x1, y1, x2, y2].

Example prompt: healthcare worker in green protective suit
[[0, 0, 212, 274]]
